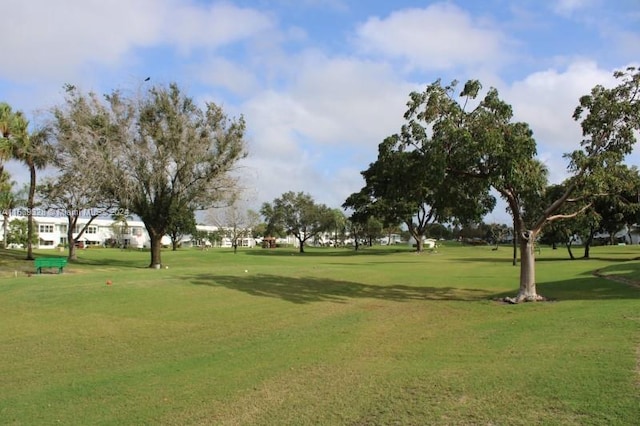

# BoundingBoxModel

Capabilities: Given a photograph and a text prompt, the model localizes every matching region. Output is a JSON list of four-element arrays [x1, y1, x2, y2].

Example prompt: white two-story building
[[2, 215, 263, 249], [8, 215, 150, 249]]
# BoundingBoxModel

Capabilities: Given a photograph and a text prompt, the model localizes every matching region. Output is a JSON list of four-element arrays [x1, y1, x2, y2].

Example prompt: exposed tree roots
[[499, 293, 548, 304]]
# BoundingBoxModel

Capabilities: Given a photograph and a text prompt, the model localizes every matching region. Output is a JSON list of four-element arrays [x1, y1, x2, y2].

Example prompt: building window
[[39, 224, 54, 233], [85, 226, 97, 234], [59, 224, 68, 233]]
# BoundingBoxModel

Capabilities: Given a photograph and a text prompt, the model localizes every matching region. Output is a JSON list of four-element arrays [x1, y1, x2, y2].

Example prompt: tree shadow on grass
[[189, 273, 492, 304], [492, 274, 639, 301], [243, 247, 411, 258], [70, 257, 150, 269], [453, 256, 640, 264], [0, 250, 67, 274]]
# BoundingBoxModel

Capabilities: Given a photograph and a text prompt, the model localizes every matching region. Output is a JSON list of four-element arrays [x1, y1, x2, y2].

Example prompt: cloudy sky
[[1, 0, 639, 223]]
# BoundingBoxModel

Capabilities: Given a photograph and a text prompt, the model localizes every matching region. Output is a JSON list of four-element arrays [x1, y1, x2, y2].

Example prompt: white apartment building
[[2, 214, 329, 250], [1, 215, 262, 249], [3, 215, 150, 249]]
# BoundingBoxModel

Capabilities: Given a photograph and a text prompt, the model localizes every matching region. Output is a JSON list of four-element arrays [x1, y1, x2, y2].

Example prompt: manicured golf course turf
[[1, 243, 638, 425]]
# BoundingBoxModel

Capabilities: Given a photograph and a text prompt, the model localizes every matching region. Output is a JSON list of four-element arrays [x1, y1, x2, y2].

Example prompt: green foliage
[[7, 218, 38, 246], [261, 191, 332, 253], [404, 79, 541, 231], [51, 83, 247, 266], [166, 204, 197, 250], [348, 130, 495, 252], [395, 68, 640, 299], [0, 102, 22, 167]]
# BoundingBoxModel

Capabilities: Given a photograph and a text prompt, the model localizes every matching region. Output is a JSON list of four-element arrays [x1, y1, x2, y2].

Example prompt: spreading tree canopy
[[50, 83, 247, 267], [398, 67, 640, 302], [261, 191, 331, 253]]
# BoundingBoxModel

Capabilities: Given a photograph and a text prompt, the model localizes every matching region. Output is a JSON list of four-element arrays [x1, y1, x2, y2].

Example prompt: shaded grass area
[[0, 244, 638, 425]]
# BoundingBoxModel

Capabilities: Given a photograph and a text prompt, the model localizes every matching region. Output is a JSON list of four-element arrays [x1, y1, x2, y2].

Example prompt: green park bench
[[35, 257, 68, 274]]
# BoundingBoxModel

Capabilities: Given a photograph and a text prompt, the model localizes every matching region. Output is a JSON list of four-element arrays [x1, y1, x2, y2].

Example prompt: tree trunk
[[67, 224, 78, 261], [171, 238, 178, 251], [512, 232, 517, 266], [25, 163, 36, 260], [583, 228, 595, 259], [408, 226, 424, 253], [505, 230, 545, 303], [2, 214, 8, 249], [565, 241, 575, 260], [149, 232, 162, 267]]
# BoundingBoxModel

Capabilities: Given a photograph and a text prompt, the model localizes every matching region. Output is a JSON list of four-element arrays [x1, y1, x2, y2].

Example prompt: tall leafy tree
[[50, 83, 247, 267], [588, 165, 640, 249], [113, 84, 246, 266], [343, 189, 374, 251], [7, 218, 38, 248], [261, 191, 331, 253], [348, 126, 494, 252], [363, 216, 383, 247], [46, 86, 120, 260], [166, 203, 197, 251], [403, 68, 640, 302]]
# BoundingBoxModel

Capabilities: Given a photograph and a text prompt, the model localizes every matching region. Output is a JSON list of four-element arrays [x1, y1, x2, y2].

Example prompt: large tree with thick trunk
[[401, 68, 640, 302], [51, 83, 246, 267], [112, 83, 247, 267]]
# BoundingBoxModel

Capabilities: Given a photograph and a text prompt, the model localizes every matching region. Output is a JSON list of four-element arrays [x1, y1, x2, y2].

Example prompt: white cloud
[[1, 0, 160, 80], [353, 3, 508, 71], [0, 0, 274, 81], [238, 53, 415, 210], [163, 2, 274, 52], [552, 0, 595, 16], [505, 61, 616, 154], [288, 54, 413, 146], [245, 51, 413, 148], [191, 57, 259, 96]]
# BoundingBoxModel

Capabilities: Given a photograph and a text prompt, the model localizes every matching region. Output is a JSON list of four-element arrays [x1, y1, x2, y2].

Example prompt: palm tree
[[10, 114, 51, 260], [0, 173, 25, 249], [0, 102, 18, 176]]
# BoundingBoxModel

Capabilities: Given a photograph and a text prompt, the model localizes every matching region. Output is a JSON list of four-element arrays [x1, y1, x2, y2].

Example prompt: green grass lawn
[[1, 244, 638, 425]]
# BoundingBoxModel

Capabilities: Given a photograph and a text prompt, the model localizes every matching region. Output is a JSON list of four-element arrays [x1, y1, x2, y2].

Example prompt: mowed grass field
[[0, 243, 638, 425]]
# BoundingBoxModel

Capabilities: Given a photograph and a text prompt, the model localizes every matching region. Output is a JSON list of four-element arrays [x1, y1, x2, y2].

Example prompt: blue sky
[[1, 0, 639, 224]]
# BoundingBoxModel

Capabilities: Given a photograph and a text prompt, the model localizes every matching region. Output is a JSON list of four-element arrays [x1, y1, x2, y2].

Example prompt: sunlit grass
[[0, 243, 638, 424]]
